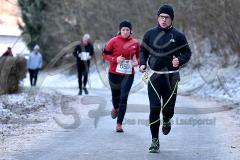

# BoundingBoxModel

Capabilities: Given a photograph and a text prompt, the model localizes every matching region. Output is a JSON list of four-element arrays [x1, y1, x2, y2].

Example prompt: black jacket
[[73, 43, 94, 64], [140, 25, 191, 73]]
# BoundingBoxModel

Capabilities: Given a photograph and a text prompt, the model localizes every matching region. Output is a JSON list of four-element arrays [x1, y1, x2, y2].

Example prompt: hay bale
[[0, 56, 27, 94]]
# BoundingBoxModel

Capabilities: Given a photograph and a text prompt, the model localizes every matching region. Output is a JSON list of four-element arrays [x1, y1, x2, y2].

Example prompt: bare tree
[[17, 0, 239, 66]]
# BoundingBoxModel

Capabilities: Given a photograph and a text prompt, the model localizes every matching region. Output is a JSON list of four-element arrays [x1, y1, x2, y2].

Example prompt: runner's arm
[[101, 39, 117, 63]]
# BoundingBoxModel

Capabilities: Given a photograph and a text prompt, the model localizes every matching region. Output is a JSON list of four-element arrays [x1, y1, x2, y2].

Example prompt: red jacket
[[102, 35, 140, 75], [2, 50, 13, 57]]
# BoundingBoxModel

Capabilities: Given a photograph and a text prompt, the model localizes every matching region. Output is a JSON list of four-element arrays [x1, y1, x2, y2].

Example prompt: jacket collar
[[117, 35, 133, 41], [157, 24, 173, 32]]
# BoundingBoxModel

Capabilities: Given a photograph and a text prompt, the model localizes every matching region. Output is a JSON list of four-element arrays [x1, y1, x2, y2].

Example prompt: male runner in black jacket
[[140, 4, 192, 153]]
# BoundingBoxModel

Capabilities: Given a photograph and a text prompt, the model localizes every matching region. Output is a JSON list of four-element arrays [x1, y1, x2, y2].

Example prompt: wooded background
[[16, 0, 240, 66]]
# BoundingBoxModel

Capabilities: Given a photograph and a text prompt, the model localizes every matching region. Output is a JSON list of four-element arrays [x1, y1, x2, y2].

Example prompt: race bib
[[80, 52, 90, 60], [116, 60, 133, 74]]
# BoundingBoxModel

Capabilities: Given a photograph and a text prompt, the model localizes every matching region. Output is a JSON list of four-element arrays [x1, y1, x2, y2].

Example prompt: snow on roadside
[[179, 52, 240, 104], [22, 64, 105, 89], [0, 88, 85, 159]]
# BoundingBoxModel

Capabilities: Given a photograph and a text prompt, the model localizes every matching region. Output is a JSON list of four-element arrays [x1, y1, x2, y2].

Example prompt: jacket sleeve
[[89, 43, 94, 56], [73, 45, 81, 58], [27, 54, 31, 69], [177, 34, 192, 67], [136, 42, 140, 64], [140, 32, 150, 66], [101, 38, 117, 63], [38, 54, 43, 69]]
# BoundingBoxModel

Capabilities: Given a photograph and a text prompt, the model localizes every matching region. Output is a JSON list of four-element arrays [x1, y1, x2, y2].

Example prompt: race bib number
[[116, 60, 133, 74], [80, 52, 90, 60]]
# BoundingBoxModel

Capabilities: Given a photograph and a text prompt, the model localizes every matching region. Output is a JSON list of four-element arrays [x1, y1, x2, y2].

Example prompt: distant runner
[[73, 34, 94, 95]]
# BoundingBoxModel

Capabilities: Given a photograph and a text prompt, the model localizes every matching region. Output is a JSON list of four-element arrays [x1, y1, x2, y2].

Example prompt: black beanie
[[119, 20, 132, 30], [157, 4, 174, 20]]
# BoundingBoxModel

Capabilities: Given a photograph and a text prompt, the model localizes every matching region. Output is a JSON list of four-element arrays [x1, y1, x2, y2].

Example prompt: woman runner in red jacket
[[102, 20, 140, 132]]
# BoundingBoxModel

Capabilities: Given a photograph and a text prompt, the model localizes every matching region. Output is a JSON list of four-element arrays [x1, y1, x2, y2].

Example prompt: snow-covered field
[[180, 52, 240, 104]]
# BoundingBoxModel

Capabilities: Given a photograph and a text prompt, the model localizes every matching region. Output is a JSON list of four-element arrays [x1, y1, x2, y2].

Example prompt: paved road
[[13, 89, 240, 160]]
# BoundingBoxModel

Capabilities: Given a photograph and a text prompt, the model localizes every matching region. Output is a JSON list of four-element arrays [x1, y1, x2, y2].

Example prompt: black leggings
[[148, 73, 178, 139], [77, 61, 90, 90], [28, 69, 39, 86], [109, 73, 134, 124]]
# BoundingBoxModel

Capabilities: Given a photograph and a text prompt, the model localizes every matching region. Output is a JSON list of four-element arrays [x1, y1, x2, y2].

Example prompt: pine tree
[[18, 0, 46, 52]]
